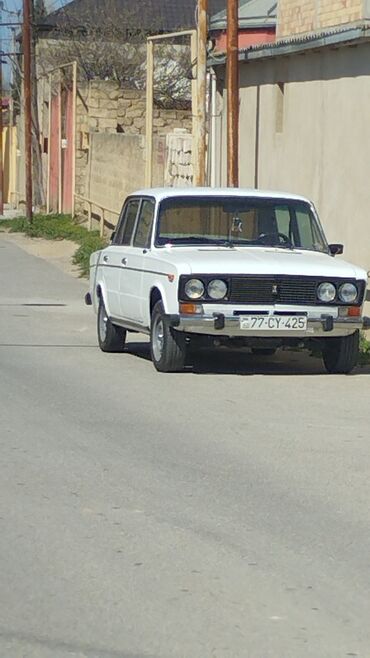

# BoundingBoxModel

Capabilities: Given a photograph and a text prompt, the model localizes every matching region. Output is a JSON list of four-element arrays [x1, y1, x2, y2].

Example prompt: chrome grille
[[229, 277, 318, 305]]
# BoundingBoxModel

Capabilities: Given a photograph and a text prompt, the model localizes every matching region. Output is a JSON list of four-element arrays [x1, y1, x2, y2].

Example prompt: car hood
[[156, 246, 367, 280]]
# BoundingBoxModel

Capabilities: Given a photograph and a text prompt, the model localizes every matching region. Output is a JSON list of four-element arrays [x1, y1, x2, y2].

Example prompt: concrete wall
[[217, 42, 370, 279], [85, 132, 166, 224], [277, 0, 366, 38]]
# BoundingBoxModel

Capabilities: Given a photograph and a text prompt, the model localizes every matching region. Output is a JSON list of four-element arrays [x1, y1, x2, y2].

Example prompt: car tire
[[150, 300, 186, 372], [251, 348, 276, 356], [97, 298, 126, 353], [322, 330, 359, 374]]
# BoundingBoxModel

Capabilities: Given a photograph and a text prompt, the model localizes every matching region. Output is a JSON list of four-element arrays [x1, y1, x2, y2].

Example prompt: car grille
[[229, 276, 318, 305]]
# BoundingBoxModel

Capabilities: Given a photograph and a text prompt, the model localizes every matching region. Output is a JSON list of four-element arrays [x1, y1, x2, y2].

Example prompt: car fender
[[94, 275, 111, 317], [146, 278, 178, 325]]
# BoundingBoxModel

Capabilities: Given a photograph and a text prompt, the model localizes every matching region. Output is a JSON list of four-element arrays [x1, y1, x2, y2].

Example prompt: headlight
[[207, 279, 228, 300], [317, 282, 336, 302], [339, 282, 358, 303], [184, 278, 205, 299]]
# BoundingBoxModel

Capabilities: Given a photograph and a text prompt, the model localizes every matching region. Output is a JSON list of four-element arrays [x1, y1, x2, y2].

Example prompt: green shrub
[[1, 213, 108, 277], [359, 333, 370, 366], [72, 234, 107, 277]]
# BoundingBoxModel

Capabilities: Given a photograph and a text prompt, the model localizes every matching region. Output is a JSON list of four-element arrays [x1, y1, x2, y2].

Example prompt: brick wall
[[278, 0, 363, 38]]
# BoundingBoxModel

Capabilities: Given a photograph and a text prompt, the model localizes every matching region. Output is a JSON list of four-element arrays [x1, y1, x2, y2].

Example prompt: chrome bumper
[[166, 313, 369, 338]]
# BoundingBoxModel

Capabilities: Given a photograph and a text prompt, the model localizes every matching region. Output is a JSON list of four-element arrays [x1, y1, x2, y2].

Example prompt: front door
[[119, 198, 155, 324], [99, 197, 138, 321]]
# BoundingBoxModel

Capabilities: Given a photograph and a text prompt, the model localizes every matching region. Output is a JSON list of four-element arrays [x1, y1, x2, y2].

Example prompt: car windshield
[[156, 196, 328, 252]]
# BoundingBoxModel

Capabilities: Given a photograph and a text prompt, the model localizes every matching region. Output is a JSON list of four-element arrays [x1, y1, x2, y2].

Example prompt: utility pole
[[227, 0, 239, 187], [23, 0, 33, 221], [196, 0, 207, 186]]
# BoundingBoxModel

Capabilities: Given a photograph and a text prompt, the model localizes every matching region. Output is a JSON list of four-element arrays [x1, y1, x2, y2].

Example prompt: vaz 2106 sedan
[[86, 188, 369, 373]]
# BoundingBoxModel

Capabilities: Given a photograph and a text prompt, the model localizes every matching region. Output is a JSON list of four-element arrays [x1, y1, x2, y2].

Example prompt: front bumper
[[166, 313, 369, 338]]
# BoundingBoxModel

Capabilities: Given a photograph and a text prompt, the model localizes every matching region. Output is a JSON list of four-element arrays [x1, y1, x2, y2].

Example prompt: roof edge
[[210, 21, 370, 65]]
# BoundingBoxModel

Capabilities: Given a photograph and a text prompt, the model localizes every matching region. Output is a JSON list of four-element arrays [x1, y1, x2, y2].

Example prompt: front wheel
[[322, 330, 359, 374], [97, 298, 126, 353], [150, 301, 186, 372]]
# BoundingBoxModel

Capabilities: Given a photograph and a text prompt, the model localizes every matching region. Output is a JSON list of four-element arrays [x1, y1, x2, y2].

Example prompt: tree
[[36, 0, 192, 107], [33, 0, 47, 22]]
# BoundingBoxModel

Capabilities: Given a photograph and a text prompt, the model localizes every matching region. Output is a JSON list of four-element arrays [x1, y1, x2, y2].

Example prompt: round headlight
[[207, 279, 228, 300], [339, 282, 358, 303], [184, 278, 205, 300], [317, 282, 336, 302]]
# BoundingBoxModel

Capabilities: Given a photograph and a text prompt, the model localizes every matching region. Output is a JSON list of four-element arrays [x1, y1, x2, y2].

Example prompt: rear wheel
[[322, 330, 359, 374], [150, 301, 186, 372], [97, 298, 126, 353]]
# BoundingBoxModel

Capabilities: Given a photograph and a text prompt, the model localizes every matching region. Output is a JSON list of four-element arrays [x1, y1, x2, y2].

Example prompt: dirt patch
[[1, 232, 81, 278]]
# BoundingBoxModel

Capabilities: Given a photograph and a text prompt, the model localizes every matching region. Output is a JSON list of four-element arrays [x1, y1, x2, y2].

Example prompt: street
[[1, 233, 370, 658]]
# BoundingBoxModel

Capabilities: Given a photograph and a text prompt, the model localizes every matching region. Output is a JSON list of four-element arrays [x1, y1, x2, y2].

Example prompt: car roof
[[131, 187, 311, 204]]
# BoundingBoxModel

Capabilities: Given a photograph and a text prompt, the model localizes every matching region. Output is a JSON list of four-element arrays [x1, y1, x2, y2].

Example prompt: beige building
[[211, 0, 370, 280]]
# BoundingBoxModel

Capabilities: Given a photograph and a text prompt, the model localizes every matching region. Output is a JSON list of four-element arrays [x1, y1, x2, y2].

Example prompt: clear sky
[[1, 0, 69, 86]]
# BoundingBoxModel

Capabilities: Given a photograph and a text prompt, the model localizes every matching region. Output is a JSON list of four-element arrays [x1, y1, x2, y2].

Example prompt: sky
[[1, 0, 70, 86]]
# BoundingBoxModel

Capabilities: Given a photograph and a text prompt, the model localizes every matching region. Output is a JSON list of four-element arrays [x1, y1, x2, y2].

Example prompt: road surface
[[1, 233, 370, 658]]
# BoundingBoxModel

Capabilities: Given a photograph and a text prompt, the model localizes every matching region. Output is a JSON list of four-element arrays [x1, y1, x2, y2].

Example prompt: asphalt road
[[1, 234, 370, 658]]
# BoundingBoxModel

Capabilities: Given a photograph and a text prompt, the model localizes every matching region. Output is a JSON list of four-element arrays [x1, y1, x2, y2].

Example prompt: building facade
[[212, 0, 370, 282]]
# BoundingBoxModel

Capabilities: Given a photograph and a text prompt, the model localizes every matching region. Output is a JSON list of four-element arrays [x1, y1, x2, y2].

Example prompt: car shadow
[[125, 341, 370, 376]]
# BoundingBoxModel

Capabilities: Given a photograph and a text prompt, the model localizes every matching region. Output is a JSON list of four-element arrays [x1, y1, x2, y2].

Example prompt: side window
[[133, 199, 155, 248], [296, 210, 314, 246], [120, 199, 140, 246], [112, 203, 129, 245], [275, 207, 291, 237]]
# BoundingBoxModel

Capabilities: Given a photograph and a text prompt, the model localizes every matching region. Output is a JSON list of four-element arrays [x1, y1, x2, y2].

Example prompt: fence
[[74, 193, 120, 237]]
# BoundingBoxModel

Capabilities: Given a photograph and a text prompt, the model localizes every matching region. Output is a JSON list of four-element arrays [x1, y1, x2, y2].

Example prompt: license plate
[[239, 315, 307, 331]]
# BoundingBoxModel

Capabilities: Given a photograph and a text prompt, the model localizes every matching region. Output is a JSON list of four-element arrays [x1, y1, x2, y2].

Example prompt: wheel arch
[[95, 281, 111, 317], [148, 284, 170, 322]]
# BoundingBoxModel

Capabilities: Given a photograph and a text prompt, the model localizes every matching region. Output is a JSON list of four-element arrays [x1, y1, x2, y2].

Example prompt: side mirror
[[329, 243, 343, 256], [110, 231, 116, 243]]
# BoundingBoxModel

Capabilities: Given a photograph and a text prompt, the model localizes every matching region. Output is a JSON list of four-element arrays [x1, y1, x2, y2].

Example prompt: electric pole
[[227, 0, 239, 187], [23, 0, 33, 221], [196, 0, 207, 186]]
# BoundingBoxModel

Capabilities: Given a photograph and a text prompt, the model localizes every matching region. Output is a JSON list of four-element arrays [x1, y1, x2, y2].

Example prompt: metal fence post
[[100, 209, 105, 238], [87, 201, 92, 231]]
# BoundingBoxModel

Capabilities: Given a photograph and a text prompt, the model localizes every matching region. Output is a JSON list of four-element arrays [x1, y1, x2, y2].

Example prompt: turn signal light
[[348, 306, 361, 317], [179, 303, 203, 315]]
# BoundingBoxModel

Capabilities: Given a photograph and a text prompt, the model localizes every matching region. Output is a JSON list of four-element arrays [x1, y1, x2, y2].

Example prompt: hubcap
[[152, 316, 164, 362], [99, 304, 108, 341]]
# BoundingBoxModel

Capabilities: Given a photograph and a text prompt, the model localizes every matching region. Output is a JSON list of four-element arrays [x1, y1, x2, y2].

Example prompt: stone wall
[[277, 0, 364, 38], [74, 80, 192, 213], [78, 80, 192, 135]]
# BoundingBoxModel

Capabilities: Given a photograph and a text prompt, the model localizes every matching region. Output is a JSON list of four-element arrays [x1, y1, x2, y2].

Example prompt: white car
[[86, 188, 369, 373]]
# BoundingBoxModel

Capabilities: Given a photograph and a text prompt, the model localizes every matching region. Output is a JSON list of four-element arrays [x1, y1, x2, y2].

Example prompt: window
[[119, 199, 140, 246], [155, 197, 328, 252], [134, 199, 155, 248], [112, 203, 128, 245]]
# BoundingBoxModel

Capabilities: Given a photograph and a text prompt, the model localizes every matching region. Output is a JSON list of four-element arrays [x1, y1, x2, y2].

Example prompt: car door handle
[[103, 255, 109, 263], [121, 258, 127, 266]]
